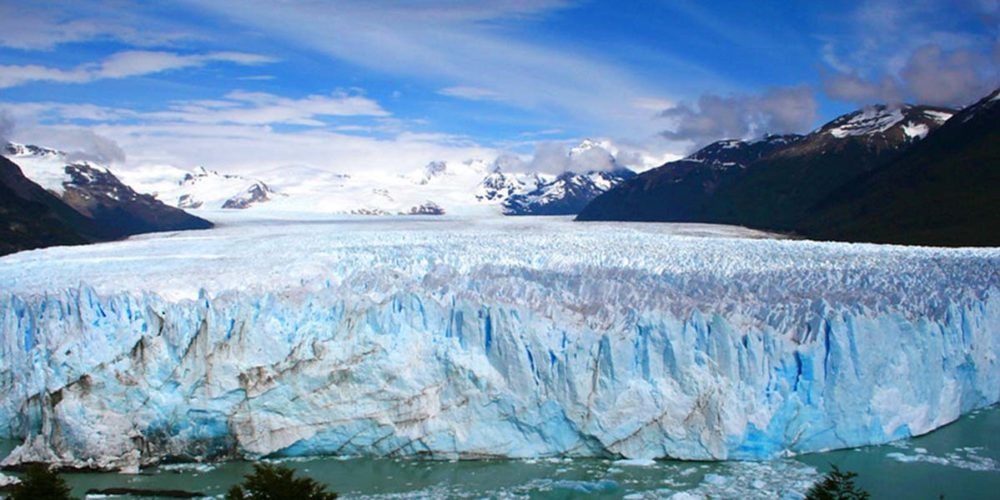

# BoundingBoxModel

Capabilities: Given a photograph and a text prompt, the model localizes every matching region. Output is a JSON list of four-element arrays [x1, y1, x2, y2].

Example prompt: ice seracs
[[0, 217, 997, 471]]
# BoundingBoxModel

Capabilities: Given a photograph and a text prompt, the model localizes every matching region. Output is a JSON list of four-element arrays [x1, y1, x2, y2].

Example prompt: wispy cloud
[[438, 86, 501, 101], [0, 50, 275, 89], [177, 0, 671, 137], [0, 1, 198, 50], [153, 90, 389, 126]]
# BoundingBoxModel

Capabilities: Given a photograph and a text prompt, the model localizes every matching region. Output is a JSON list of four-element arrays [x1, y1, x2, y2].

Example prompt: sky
[[0, 0, 996, 176]]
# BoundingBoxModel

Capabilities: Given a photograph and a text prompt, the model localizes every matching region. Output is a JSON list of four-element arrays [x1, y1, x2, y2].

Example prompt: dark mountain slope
[[0, 156, 90, 255], [577, 105, 955, 232], [800, 89, 1000, 246], [575, 135, 805, 223], [1, 147, 214, 256], [54, 162, 213, 240]]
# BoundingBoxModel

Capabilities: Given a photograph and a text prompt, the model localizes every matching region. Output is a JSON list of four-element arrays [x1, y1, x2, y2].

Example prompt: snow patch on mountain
[[827, 106, 906, 138], [125, 166, 278, 210], [923, 109, 954, 123], [902, 122, 930, 140], [3, 142, 109, 196]]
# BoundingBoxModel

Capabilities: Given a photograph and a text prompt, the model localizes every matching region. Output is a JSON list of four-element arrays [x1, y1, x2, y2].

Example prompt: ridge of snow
[[922, 110, 954, 123], [4, 142, 75, 196], [827, 106, 906, 138]]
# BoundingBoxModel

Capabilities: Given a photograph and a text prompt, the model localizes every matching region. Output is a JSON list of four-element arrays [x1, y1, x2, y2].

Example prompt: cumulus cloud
[[0, 50, 275, 89], [569, 144, 616, 172], [528, 142, 570, 174], [823, 44, 998, 107], [900, 44, 997, 106], [822, 73, 902, 105], [658, 86, 817, 148], [62, 130, 127, 165], [520, 140, 623, 174], [820, 0, 998, 107]]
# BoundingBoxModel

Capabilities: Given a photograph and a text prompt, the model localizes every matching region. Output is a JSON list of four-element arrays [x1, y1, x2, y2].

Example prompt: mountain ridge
[[574, 98, 993, 246]]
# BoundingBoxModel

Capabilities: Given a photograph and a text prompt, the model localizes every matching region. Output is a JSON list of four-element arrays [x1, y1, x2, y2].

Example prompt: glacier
[[0, 215, 997, 471]]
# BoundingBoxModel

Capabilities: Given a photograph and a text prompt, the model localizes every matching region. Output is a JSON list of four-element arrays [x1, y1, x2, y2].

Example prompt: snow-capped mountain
[[179, 167, 277, 210], [119, 165, 277, 211], [0, 155, 90, 255], [686, 134, 805, 169], [820, 104, 953, 141], [3, 143, 212, 241], [6, 138, 638, 220], [502, 168, 636, 215], [577, 102, 959, 234], [475, 169, 548, 203], [474, 140, 637, 216], [195, 140, 633, 217], [800, 87, 1000, 246], [792, 104, 955, 155]]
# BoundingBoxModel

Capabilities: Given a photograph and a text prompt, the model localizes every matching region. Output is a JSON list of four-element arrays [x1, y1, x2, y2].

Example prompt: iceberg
[[0, 217, 997, 470]]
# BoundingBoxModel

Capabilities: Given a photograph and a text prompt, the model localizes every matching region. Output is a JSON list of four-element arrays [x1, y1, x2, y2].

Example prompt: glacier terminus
[[0, 215, 997, 472]]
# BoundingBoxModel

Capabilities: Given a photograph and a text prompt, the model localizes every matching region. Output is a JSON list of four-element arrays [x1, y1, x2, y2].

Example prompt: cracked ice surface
[[0, 215, 998, 471]]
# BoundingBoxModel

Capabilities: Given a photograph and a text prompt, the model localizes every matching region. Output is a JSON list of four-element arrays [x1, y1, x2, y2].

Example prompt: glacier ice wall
[[0, 220, 998, 470]]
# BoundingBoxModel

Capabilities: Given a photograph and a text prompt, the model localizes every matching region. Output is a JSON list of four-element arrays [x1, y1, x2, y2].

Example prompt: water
[[2, 405, 997, 499]]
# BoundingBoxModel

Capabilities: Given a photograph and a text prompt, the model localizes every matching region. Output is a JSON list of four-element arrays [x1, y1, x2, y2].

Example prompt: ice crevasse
[[0, 225, 998, 471]]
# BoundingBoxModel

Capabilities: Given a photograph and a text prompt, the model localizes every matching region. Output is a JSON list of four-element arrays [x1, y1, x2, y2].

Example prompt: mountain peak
[[819, 104, 954, 140], [684, 134, 805, 170], [4, 142, 64, 158], [569, 138, 614, 159]]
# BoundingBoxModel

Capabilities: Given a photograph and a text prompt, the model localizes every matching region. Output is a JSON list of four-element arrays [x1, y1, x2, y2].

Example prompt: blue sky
[[0, 0, 996, 174]]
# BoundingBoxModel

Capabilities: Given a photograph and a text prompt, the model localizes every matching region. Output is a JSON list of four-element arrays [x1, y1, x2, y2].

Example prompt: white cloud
[[822, 43, 997, 107], [0, 1, 198, 50], [0, 110, 14, 143], [1, 97, 487, 177], [0, 50, 274, 89], [438, 86, 502, 101], [176, 0, 675, 138], [899, 44, 997, 106], [152, 90, 389, 126], [98, 123, 494, 177], [632, 97, 676, 112], [819, 0, 998, 107], [659, 87, 817, 148]]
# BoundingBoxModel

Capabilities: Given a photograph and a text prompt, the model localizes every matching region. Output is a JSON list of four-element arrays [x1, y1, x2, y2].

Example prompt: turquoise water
[[1, 405, 997, 499]]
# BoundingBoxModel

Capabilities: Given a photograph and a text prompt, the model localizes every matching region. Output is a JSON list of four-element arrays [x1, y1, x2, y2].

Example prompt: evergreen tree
[[8, 464, 73, 500], [226, 463, 337, 500], [806, 465, 870, 500]]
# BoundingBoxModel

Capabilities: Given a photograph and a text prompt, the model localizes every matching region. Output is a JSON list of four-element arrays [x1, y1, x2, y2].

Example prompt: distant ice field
[[1, 213, 994, 311]]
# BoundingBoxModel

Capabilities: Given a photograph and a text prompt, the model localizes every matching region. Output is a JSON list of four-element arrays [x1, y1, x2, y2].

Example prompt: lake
[[1, 404, 996, 499]]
